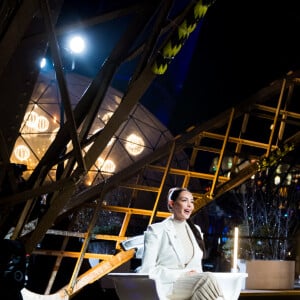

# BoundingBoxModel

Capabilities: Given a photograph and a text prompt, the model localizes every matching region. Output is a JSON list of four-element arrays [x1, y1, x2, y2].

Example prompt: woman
[[138, 187, 223, 300]]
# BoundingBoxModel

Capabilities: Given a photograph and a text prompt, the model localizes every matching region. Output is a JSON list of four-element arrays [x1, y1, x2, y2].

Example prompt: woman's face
[[170, 190, 194, 221]]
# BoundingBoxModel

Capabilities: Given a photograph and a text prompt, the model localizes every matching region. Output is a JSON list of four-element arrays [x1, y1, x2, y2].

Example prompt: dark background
[[58, 0, 300, 135], [23, 1, 300, 299]]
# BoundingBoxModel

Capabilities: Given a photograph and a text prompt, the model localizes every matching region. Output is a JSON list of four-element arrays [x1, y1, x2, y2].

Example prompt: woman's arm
[[139, 228, 160, 273], [139, 224, 186, 283]]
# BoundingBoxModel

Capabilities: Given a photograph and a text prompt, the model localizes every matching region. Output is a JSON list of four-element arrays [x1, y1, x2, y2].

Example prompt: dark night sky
[[165, 0, 300, 134], [58, 0, 300, 135]]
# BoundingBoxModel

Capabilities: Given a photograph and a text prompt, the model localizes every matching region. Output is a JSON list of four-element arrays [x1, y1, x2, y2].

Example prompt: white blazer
[[138, 216, 204, 299]]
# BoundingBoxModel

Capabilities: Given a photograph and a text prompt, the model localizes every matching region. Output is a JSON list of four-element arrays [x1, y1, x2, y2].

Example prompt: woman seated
[[138, 187, 223, 300]]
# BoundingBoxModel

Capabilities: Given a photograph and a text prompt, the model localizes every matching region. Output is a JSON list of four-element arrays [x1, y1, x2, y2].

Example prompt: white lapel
[[164, 217, 187, 267]]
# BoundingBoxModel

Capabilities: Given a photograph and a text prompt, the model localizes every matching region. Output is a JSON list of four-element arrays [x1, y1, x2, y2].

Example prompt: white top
[[172, 219, 194, 266]]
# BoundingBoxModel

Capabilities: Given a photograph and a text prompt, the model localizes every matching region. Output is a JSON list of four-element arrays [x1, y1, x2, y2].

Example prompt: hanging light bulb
[[24, 111, 38, 128], [125, 133, 144, 156], [101, 159, 115, 173], [14, 145, 30, 161], [37, 115, 49, 132]]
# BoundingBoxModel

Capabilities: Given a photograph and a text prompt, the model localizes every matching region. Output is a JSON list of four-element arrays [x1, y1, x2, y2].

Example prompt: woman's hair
[[167, 187, 189, 211], [167, 187, 207, 258], [187, 219, 207, 259]]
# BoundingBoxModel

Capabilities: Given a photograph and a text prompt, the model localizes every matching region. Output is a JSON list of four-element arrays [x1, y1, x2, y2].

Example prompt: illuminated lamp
[[125, 133, 144, 156], [40, 57, 47, 69], [69, 36, 85, 54], [67, 35, 86, 70], [14, 145, 30, 161], [101, 160, 115, 173], [37, 116, 49, 132], [24, 111, 38, 128]]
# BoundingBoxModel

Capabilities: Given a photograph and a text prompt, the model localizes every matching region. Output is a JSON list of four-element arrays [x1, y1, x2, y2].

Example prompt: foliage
[[223, 164, 300, 260]]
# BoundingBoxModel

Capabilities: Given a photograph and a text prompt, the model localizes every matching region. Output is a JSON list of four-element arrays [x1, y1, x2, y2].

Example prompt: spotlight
[[68, 36, 85, 54]]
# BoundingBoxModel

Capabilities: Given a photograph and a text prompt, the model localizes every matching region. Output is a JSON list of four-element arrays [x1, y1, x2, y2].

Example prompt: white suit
[[138, 216, 204, 299]]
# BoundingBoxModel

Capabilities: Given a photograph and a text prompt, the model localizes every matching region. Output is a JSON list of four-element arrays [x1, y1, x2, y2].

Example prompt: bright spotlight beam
[[69, 36, 85, 54]]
